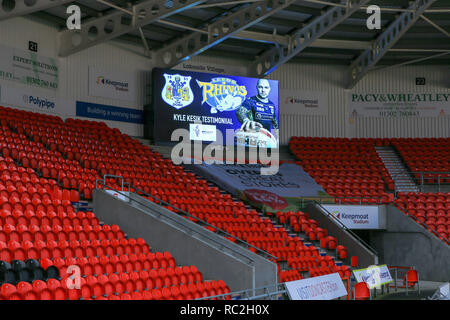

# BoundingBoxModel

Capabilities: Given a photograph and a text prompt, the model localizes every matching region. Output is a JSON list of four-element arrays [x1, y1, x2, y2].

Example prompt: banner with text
[[173, 62, 247, 77], [0, 44, 58, 90], [353, 265, 393, 289], [285, 273, 348, 300], [280, 89, 328, 116], [349, 92, 450, 118], [0, 83, 74, 117], [76, 101, 144, 124], [186, 162, 330, 212], [88, 66, 137, 102], [322, 205, 381, 229]]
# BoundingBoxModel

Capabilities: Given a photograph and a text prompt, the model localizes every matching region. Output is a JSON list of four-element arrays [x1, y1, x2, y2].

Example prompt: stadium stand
[[395, 192, 450, 244], [392, 138, 450, 184], [0, 106, 360, 299], [2, 105, 448, 300], [0, 106, 231, 300], [288, 136, 395, 204], [289, 136, 450, 246]]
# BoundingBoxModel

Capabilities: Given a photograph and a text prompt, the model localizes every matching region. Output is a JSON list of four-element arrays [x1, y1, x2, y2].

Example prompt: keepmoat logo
[[23, 94, 55, 109], [285, 96, 319, 108], [96, 76, 129, 92], [331, 211, 369, 224]]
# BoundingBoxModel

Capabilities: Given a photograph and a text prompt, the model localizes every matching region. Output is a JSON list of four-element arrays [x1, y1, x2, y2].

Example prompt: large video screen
[[153, 68, 279, 148]]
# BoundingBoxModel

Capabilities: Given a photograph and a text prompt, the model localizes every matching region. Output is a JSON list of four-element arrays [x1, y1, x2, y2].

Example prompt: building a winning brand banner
[[153, 68, 279, 148], [186, 162, 330, 212], [349, 92, 450, 118], [0, 44, 58, 90], [76, 101, 144, 124]]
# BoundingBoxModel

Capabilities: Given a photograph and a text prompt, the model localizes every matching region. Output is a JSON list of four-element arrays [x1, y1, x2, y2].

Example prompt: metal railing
[[314, 201, 379, 258], [293, 195, 391, 208], [95, 176, 278, 261], [392, 171, 450, 193], [387, 266, 420, 296], [196, 283, 288, 300]]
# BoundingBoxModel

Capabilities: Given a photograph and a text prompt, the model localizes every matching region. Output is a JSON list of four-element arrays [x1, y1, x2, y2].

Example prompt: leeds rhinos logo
[[197, 77, 247, 114], [162, 73, 194, 109]]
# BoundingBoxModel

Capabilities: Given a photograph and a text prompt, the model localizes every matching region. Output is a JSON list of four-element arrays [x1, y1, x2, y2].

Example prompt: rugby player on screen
[[236, 78, 279, 142]]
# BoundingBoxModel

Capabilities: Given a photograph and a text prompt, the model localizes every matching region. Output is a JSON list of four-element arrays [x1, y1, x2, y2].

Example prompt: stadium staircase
[[126, 141, 357, 284], [375, 146, 420, 193]]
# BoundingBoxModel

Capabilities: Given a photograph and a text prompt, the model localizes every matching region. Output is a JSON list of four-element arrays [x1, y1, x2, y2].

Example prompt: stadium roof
[[6, 0, 450, 87]]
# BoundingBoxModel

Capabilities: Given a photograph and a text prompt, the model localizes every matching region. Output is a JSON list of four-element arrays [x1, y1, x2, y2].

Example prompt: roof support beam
[[372, 51, 450, 72], [0, 0, 73, 21], [153, 0, 297, 69], [420, 14, 450, 37], [346, 0, 438, 89], [301, 0, 450, 13], [57, 0, 207, 57], [248, 0, 372, 77]]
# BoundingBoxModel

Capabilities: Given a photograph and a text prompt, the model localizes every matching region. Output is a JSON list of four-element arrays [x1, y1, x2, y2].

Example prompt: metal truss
[[346, 0, 438, 89], [153, 0, 297, 69], [0, 0, 73, 21], [58, 0, 207, 57], [248, 0, 372, 77]]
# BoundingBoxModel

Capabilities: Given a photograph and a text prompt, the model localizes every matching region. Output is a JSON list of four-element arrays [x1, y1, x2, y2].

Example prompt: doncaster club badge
[[162, 73, 194, 109]]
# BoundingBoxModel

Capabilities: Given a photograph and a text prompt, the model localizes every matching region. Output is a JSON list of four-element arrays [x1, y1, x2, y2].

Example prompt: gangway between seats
[[93, 179, 278, 294]]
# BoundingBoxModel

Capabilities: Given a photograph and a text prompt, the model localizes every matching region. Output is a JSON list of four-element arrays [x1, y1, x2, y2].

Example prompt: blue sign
[[76, 101, 143, 124]]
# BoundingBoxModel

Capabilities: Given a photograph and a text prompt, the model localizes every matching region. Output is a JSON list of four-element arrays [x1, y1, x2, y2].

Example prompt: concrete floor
[[373, 281, 447, 300]]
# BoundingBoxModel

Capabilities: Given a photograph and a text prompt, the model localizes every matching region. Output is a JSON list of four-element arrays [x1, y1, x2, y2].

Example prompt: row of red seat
[[1, 277, 230, 300], [0, 106, 229, 300], [395, 193, 450, 243], [289, 137, 394, 203]]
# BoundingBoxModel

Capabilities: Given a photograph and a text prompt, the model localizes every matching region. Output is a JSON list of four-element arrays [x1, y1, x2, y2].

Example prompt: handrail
[[392, 202, 450, 246], [196, 283, 287, 300], [392, 171, 450, 175], [296, 196, 391, 206], [96, 181, 258, 265], [390, 171, 450, 193], [95, 179, 278, 261], [313, 201, 380, 257]]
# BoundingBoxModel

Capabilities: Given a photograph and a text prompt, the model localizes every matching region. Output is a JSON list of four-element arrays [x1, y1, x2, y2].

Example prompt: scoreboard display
[[153, 68, 279, 148]]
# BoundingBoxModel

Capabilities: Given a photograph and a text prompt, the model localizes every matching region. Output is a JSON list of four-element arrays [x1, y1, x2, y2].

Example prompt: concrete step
[[376, 146, 419, 193]]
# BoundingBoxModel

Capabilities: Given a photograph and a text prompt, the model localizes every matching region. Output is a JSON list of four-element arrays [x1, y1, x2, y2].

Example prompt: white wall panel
[[0, 17, 448, 140], [350, 66, 450, 138], [269, 63, 348, 144], [0, 17, 150, 137]]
